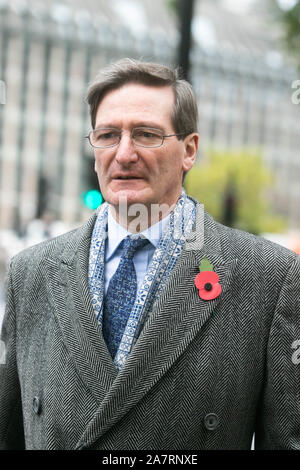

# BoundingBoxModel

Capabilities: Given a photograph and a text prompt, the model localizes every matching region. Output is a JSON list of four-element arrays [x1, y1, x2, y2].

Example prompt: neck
[[108, 200, 176, 233]]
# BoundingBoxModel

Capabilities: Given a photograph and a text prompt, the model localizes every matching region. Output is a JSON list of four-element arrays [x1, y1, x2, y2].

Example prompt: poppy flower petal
[[194, 273, 203, 289], [195, 271, 219, 289], [199, 282, 222, 300]]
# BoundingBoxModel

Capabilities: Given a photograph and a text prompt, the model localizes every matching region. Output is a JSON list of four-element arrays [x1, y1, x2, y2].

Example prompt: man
[[0, 59, 299, 450]]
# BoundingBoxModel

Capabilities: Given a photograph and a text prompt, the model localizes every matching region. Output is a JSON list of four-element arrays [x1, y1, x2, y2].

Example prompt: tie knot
[[121, 236, 149, 260]]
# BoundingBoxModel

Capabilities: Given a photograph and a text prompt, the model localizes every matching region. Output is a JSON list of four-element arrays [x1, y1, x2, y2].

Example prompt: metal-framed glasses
[[86, 127, 186, 149]]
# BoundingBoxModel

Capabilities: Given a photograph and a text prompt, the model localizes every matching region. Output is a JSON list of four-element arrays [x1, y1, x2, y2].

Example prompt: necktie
[[102, 235, 149, 359]]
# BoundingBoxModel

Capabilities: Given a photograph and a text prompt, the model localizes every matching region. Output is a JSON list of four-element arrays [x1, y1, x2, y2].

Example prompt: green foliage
[[271, 0, 300, 67], [167, 0, 180, 14], [184, 148, 286, 235]]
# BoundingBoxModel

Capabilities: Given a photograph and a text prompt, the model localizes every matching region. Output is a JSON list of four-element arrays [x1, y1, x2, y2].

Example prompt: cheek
[[162, 144, 185, 171], [94, 153, 108, 175], [94, 158, 98, 173], [94, 152, 100, 168], [163, 153, 183, 177], [95, 159, 101, 174], [154, 149, 177, 174]]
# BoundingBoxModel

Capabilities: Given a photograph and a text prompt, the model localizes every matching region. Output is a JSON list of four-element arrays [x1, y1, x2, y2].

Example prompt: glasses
[[86, 127, 187, 149]]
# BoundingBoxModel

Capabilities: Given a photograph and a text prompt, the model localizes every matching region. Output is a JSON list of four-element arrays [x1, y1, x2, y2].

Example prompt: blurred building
[[0, 0, 299, 234], [0, 0, 178, 234], [192, 0, 300, 231]]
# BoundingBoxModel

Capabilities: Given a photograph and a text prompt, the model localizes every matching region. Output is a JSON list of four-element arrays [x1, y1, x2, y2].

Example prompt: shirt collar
[[106, 206, 171, 261]]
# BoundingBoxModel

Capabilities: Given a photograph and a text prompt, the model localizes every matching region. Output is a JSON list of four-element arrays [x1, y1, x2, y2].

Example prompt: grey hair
[[86, 58, 198, 138]]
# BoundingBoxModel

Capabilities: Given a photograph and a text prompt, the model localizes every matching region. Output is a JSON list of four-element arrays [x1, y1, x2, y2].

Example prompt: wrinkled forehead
[[95, 83, 175, 129], [99, 80, 175, 106]]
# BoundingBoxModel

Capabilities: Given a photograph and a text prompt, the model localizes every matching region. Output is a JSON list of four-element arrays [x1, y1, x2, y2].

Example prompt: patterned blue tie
[[102, 235, 149, 359]]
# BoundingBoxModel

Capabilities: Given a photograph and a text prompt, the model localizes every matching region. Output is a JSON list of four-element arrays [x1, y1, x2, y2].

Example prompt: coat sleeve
[[255, 254, 300, 449], [0, 262, 25, 449]]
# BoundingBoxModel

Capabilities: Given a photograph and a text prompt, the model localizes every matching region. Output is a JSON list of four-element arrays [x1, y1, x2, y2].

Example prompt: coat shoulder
[[214, 218, 298, 274], [10, 228, 78, 269], [8, 212, 96, 284], [6, 215, 97, 304], [10, 210, 98, 271]]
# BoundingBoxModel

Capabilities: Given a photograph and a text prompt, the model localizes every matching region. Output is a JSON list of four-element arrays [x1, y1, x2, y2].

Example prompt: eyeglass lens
[[89, 127, 164, 148]]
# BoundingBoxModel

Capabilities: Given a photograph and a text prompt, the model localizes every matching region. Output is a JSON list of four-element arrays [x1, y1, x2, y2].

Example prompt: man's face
[[93, 83, 198, 213]]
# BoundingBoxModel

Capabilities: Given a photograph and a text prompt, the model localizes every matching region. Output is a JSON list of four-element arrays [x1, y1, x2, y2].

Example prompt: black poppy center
[[204, 282, 213, 291]]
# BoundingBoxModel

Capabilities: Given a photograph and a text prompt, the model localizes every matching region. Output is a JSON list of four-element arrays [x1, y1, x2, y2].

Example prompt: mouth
[[112, 176, 143, 180]]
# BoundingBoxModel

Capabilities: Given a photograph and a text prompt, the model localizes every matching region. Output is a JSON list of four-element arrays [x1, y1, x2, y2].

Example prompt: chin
[[105, 188, 153, 208]]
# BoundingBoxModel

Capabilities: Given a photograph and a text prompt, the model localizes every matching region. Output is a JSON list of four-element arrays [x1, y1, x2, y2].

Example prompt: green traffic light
[[83, 190, 103, 210]]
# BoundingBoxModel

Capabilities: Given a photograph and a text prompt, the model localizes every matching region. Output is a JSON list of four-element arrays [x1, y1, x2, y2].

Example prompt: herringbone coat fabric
[[0, 202, 300, 450]]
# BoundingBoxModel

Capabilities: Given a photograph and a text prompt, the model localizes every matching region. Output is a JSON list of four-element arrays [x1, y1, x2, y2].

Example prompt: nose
[[115, 131, 138, 165]]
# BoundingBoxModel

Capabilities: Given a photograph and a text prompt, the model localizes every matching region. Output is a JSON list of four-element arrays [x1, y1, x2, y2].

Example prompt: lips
[[112, 174, 143, 180]]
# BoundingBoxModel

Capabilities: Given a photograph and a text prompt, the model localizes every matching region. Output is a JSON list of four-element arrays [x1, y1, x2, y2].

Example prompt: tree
[[270, 0, 300, 67], [184, 149, 286, 235]]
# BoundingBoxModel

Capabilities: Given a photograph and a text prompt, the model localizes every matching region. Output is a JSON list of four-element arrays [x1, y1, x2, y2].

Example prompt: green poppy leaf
[[199, 256, 214, 272]]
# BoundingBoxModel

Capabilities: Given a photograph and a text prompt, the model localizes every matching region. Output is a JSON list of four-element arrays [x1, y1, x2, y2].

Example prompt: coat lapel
[[43, 212, 118, 407], [75, 203, 238, 449]]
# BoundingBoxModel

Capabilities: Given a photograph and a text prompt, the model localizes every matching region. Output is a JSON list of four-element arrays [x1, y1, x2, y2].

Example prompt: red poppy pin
[[195, 257, 222, 301]]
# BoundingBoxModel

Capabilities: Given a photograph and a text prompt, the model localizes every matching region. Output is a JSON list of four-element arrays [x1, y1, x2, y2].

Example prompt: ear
[[183, 133, 199, 172]]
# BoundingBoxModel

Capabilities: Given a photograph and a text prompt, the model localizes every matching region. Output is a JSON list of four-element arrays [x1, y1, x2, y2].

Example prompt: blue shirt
[[104, 209, 171, 294]]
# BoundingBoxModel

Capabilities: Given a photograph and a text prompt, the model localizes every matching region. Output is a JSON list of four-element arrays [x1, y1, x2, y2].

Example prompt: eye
[[134, 129, 161, 139], [98, 131, 117, 140], [142, 131, 156, 138]]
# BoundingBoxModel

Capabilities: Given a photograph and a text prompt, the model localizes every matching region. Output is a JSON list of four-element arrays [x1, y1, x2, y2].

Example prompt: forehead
[[95, 83, 175, 128]]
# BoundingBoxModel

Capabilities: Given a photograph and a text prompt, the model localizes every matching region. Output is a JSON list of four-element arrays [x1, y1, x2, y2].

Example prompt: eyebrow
[[94, 121, 167, 131]]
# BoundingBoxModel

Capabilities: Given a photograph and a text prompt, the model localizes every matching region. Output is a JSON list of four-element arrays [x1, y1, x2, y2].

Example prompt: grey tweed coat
[[0, 202, 300, 450]]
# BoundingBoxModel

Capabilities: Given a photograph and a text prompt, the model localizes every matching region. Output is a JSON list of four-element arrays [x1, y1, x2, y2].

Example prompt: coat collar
[[44, 210, 118, 406], [43, 202, 237, 449]]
